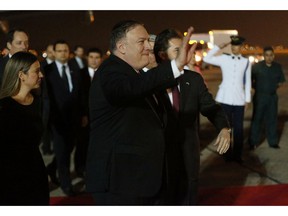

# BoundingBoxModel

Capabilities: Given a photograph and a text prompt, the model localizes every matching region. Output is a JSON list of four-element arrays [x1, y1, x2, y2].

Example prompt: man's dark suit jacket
[[0, 55, 9, 87], [44, 62, 81, 133], [86, 55, 178, 197], [78, 67, 92, 117], [68, 57, 87, 75], [163, 70, 229, 205]]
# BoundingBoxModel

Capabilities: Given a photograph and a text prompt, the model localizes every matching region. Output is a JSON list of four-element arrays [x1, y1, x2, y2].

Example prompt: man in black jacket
[[45, 40, 81, 196], [0, 28, 29, 87], [154, 28, 230, 205], [74, 47, 103, 177], [86, 20, 197, 205]]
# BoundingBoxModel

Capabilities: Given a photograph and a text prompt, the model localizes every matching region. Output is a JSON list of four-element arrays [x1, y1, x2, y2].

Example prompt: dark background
[[1, 11, 288, 53]]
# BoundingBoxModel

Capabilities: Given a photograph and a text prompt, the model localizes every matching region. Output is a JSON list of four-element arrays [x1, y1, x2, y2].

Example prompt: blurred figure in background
[[69, 45, 87, 73], [45, 40, 81, 196], [249, 46, 286, 149], [75, 47, 103, 178], [203, 35, 251, 163], [40, 43, 55, 156], [41, 44, 55, 70], [143, 34, 158, 72], [1, 47, 9, 57], [0, 28, 29, 87]]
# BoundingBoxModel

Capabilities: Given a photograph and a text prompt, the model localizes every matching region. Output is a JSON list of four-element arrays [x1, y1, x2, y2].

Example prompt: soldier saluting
[[203, 35, 252, 163]]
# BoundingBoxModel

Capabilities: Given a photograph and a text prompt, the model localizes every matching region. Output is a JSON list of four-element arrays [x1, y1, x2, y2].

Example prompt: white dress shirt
[[88, 67, 96, 81], [55, 60, 73, 92], [143, 59, 182, 77], [46, 58, 54, 64], [75, 56, 84, 69], [203, 45, 251, 106], [142, 60, 183, 105]]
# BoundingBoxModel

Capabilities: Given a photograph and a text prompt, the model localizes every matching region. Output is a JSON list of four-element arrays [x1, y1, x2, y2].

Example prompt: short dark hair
[[53, 40, 69, 50], [263, 46, 274, 53], [87, 47, 103, 57], [73, 45, 84, 52], [109, 20, 143, 52], [6, 28, 29, 44], [154, 28, 183, 64]]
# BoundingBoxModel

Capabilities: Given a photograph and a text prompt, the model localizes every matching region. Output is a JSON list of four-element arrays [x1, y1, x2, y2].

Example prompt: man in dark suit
[[0, 28, 29, 87], [40, 44, 55, 155], [68, 45, 87, 74], [153, 28, 231, 205], [45, 40, 81, 196], [41, 44, 55, 70], [74, 47, 103, 177], [86, 20, 197, 205]]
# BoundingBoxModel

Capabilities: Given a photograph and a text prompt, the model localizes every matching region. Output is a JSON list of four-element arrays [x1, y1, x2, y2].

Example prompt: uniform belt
[[256, 92, 276, 96]]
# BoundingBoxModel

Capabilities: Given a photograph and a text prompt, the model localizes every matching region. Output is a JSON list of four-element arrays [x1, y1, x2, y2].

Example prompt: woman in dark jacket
[[0, 52, 49, 205]]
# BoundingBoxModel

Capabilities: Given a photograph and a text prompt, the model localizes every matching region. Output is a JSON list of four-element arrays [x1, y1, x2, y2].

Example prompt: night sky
[[1, 11, 288, 53]]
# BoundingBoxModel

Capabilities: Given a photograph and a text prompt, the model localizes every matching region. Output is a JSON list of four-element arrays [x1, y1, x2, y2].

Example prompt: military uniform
[[249, 60, 285, 148], [203, 36, 251, 162]]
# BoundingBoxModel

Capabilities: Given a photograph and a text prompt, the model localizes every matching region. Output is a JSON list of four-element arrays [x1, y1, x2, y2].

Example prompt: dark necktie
[[62, 65, 69, 91], [172, 86, 180, 112]]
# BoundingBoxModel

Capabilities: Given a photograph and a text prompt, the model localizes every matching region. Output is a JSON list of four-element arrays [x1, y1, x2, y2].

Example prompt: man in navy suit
[[86, 20, 197, 205], [153, 28, 230, 205], [44, 40, 81, 196]]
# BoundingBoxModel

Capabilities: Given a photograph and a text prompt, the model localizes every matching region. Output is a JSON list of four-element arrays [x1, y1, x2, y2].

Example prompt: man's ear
[[159, 51, 168, 61], [117, 39, 126, 55], [6, 42, 11, 51]]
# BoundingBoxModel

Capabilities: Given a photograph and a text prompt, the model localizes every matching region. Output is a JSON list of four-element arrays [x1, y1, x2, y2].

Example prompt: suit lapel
[[145, 94, 164, 126], [179, 74, 189, 112]]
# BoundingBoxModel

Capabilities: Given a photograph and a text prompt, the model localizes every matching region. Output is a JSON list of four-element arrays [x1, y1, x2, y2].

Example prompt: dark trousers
[[74, 125, 89, 175], [92, 159, 167, 205], [164, 129, 200, 205], [51, 125, 75, 190], [249, 94, 278, 147], [221, 104, 245, 160]]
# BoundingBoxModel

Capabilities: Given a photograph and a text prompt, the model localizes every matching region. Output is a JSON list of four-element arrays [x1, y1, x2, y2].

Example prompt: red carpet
[[198, 184, 288, 205], [50, 184, 288, 205]]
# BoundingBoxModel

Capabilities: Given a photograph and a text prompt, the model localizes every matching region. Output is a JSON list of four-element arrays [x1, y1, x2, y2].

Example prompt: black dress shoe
[[270, 145, 280, 149]]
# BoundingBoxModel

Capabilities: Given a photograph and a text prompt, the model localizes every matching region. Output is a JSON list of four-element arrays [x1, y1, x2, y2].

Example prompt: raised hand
[[175, 26, 197, 71]]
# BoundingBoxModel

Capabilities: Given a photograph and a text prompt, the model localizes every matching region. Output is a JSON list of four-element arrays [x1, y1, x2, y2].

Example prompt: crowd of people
[[0, 20, 285, 205]]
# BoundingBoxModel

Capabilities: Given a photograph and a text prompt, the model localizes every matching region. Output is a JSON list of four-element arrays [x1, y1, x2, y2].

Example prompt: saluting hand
[[214, 128, 231, 154], [219, 42, 231, 49]]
